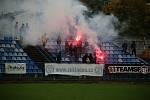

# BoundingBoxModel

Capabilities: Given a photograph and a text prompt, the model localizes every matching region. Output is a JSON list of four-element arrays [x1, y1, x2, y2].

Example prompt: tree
[[80, 0, 150, 38], [103, 1, 113, 15], [80, 0, 104, 15], [111, 0, 150, 38]]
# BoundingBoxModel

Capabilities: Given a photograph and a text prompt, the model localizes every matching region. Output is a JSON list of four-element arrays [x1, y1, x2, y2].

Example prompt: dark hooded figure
[[89, 53, 94, 64], [131, 41, 136, 56], [122, 41, 128, 54], [56, 51, 61, 63], [82, 54, 88, 63]]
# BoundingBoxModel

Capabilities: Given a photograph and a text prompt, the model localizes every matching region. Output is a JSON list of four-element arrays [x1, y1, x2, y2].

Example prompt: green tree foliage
[[80, 0, 150, 38], [112, 0, 150, 38], [80, 0, 104, 15]]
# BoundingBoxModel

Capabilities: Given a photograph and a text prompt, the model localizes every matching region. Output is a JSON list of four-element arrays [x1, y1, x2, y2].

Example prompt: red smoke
[[96, 48, 105, 64], [76, 31, 82, 42]]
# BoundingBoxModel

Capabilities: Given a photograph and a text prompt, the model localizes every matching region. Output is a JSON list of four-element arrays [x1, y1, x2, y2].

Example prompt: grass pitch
[[0, 83, 149, 100]]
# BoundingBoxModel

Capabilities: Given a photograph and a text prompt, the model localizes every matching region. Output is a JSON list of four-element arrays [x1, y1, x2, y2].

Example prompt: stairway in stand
[[23, 45, 52, 71]]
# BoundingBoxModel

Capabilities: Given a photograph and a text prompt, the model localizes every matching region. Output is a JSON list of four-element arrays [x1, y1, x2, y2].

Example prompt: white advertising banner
[[5, 63, 26, 74], [108, 65, 150, 74], [45, 63, 104, 76]]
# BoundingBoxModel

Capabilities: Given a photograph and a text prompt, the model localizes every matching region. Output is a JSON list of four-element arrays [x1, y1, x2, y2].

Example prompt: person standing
[[56, 51, 61, 63], [131, 41, 136, 56], [57, 35, 61, 52], [41, 33, 48, 47], [25, 23, 29, 34], [82, 54, 88, 63], [14, 22, 19, 39], [65, 40, 69, 55], [19, 23, 25, 41], [89, 53, 94, 64], [122, 41, 128, 54]]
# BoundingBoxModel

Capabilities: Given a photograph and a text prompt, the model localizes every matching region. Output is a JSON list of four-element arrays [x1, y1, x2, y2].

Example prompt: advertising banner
[[5, 63, 26, 74], [108, 65, 150, 74], [45, 63, 104, 76]]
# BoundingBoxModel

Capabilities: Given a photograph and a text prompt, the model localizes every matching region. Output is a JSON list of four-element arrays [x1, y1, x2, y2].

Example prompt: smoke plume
[[0, 0, 118, 47]]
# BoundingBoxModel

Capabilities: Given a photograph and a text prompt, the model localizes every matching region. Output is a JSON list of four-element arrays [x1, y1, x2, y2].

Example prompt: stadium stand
[[0, 37, 43, 80], [41, 40, 150, 81], [0, 37, 150, 81], [101, 42, 148, 65], [101, 41, 150, 81], [45, 41, 148, 65]]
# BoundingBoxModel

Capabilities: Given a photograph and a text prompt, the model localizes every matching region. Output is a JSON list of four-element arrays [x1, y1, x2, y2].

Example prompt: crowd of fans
[[65, 40, 82, 58], [54, 38, 96, 64]]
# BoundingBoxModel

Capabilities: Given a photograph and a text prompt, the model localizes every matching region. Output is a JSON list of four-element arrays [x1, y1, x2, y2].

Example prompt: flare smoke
[[0, 0, 118, 47]]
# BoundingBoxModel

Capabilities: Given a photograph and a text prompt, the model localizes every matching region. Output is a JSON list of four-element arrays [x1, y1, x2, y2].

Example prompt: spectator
[[77, 40, 82, 57], [65, 40, 69, 54], [57, 35, 61, 51], [73, 45, 78, 61], [82, 54, 88, 63], [130, 41, 136, 56], [56, 51, 61, 63], [86, 57, 90, 64], [19, 23, 26, 41], [69, 43, 73, 56], [57, 35, 61, 45], [14, 22, 19, 39], [122, 41, 128, 54], [82, 54, 92, 64], [41, 33, 48, 47], [89, 53, 94, 63], [25, 23, 29, 34], [20, 23, 25, 35]]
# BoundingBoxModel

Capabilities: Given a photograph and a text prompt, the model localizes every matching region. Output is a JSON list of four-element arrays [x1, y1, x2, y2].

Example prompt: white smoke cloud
[[0, 0, 118, 47]]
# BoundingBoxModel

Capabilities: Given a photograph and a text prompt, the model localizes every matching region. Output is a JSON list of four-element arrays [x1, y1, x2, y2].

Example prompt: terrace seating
[[46, 41, 148, 65], [101, 42, 147, 65], [0, 37, 43, 75]]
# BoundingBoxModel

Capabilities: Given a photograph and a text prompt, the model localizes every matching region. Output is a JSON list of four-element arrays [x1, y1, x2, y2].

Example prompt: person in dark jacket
[[122, 41, 128, 54], [130, 41, 136, 56], [82, 54, 88, 63], [56, 51, 61, 63], [89, 53, 94, 63]]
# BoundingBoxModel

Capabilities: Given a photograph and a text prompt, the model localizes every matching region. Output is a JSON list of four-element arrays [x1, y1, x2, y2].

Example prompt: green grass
[[0, 83, 149, 100]]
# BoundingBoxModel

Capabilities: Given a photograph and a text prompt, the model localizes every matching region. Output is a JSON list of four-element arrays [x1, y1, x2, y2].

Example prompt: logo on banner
[[46, 64, 54, 74], [108, 65, 150, 74], [5, 63, 26, 74]]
